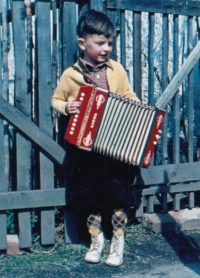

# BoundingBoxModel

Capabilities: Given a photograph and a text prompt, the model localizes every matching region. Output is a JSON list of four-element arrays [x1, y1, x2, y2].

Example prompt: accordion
[[65, 86, 165, 167]]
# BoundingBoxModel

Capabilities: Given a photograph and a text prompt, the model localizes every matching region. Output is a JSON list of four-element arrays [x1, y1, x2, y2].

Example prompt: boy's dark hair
[[77, 9, 115, 38]]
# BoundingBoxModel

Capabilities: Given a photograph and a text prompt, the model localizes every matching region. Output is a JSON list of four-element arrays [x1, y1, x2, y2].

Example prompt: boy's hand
[[65, 101, 81, 114], [155, 130, 162, 141]]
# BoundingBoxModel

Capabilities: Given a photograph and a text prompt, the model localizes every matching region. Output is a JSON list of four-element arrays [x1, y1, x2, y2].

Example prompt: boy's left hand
[[65, 101, 81, 114]]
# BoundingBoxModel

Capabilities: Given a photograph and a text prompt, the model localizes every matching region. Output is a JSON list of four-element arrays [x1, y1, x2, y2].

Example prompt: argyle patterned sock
[[87, 213, 102, 236], [112, 209, 127, 236]]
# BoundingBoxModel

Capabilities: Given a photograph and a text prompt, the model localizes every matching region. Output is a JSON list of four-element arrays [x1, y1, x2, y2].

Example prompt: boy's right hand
[[65, 101, 81, 114]]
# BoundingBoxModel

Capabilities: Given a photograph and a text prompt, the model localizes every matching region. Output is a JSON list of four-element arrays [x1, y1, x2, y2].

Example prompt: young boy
[[51, 9, 140, 267]]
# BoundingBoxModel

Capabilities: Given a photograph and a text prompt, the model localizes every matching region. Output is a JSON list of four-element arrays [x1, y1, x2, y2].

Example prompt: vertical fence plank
[[59, 0, 77, 146], [189, 190, 195, 208], [2, 0, 10, 194], [90, 0, 105, 12], [35, 0, 55, 245], [133, 11, 142, 100], [0, 0, 10, 251], [173, 192, 181, 211], [162, 193, 168, 212], [62, 0, 79, 244], [106, 9, 117, 60], [148, 12, 155, 165], [148, 12, 155, 105], [120, 10, 126, 68], [188, 16, 195, 204], [0, 12, 7, 250], [161, 14, 169, 164], [62, 0, 77, 71], [12, 0, 32, 249], [173, 15, 180, 164], [188, 16, 194, 162], [172, 15, 181, 205], [147, 195, 154, 213]]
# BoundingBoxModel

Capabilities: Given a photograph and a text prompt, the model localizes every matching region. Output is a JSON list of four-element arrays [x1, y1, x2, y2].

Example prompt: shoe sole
[[84, 258, 101, 264], [104, 259, 123, 267]]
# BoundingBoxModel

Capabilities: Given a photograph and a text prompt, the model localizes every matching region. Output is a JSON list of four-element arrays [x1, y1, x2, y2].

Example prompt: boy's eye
[[96, 42, 104, 45]]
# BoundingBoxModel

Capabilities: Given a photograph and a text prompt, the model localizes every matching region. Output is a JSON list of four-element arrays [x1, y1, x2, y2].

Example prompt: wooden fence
[[0, 0, 200, 250]]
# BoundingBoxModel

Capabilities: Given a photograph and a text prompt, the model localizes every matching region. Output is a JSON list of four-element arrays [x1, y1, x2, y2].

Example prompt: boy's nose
[[103, 44, 111, 52]]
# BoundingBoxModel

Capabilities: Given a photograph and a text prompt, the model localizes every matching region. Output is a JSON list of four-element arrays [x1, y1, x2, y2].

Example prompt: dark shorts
[[64, 142, 136, 213]]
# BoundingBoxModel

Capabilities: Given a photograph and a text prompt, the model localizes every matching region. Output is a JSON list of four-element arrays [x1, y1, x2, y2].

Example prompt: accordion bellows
[[65, 86, 165, 167]]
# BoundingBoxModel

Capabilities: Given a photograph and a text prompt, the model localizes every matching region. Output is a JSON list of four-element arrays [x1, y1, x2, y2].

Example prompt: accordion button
[[153, 141, 157, 145]]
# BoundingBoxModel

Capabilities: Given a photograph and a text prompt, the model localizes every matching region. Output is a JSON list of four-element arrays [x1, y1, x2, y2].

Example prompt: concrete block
[[7, 235, 22, 255], [142, 212, 178, 233], [142, 208, 200, 233], [169, 208, 200, 231]]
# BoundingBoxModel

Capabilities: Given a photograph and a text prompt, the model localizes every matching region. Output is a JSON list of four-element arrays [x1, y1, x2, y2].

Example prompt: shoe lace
[[113, 236, 120, 256], [91, 235, 100, 251]]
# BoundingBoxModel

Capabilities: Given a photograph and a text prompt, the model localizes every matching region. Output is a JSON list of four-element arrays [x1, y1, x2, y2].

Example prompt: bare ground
[[1, 222, 200, 278]]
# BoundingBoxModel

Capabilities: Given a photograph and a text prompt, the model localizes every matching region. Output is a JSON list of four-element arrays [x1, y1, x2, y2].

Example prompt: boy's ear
[[77, 38, 85, 51]]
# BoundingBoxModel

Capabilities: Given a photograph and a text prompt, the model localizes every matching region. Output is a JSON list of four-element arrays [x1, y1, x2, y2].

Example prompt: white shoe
[[105, 234, 124, 266], [84, 232, 104, 263]]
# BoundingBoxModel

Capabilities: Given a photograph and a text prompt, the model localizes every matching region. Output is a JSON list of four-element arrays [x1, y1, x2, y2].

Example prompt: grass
[[0, 222, 87, 277], [0, 223, 180, 277], [0, 244, 87, 276]]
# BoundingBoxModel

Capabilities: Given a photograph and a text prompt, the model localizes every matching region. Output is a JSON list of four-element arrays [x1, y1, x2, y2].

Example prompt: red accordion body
[[65, 86, 165, 167]]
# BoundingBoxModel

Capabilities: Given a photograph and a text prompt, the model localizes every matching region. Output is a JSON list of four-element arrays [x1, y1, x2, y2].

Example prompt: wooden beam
[[0, 188, 66, 210], [133, 181, 200, 196], [106, 0, 200, 17], [135, 161, 200, 185], [156, 40, 200, 110], [0, 95, 66, 165]]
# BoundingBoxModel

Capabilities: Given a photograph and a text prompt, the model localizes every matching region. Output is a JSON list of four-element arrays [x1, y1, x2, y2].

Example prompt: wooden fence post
[[62, 0, 79, 244], [0, 0, 9, 250], [35, 0, 55, 245], [12, 0, 32, 249]]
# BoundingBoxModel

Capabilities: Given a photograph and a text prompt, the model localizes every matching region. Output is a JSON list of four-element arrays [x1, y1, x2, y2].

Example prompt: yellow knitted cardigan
[[51, 58, 140, 115]]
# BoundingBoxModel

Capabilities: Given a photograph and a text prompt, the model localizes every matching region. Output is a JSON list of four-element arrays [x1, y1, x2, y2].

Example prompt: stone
[[168, 208, 200, 231], [142, 208, 200, 233], [6, 235, 22, 255], [142, 212, 178, 233]]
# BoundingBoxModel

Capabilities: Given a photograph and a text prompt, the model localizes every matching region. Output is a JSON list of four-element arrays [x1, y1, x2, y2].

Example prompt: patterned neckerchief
[[78, 57, 113, 90]]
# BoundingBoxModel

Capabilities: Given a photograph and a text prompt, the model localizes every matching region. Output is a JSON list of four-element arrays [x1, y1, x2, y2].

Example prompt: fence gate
[[0, 0, 200, 250]]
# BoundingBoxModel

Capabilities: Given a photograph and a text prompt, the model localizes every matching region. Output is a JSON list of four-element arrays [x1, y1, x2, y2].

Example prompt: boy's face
[[78, 34, 113, 66]]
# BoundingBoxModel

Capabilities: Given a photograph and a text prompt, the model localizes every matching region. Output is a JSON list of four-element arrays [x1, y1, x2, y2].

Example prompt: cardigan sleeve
[[51, 65, 87, 115], [51, 71, 69, 115], [107, 60, 140, 102]]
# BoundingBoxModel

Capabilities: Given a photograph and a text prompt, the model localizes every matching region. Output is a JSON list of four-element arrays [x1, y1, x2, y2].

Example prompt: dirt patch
[[1, 223, 200, 277]]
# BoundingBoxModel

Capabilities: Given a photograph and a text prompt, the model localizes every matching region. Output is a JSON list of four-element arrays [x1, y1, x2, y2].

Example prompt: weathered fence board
[[133, 11, 142, 99], [107, 0, 200, 16], [135, 162, 200, 185], [0, 96, 65, 165], [62, 0, 77, 70], [13, 0, 32, 249], [0, 12, 7, 249], [35, 0, 55, 245], [0, 121, 6, 250], [0, 0, 9, 250], [156, 40, 200, 110], [134, 181, 200, 195], [0, 189, 66, 210]]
